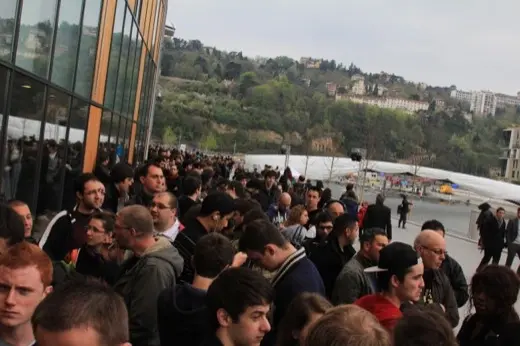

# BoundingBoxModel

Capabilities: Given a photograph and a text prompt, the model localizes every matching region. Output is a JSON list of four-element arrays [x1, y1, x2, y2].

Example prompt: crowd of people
[[0, 147, 518, 346]]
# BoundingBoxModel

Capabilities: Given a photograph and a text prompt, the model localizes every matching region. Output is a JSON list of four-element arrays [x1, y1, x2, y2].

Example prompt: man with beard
[[40, 173, 105, 262], [267, 192, 291, 228], [174, 192, 237, 284]]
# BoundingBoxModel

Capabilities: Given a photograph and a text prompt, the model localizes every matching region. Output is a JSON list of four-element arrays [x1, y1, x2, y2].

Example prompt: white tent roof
[[245, 154, 519, 202]]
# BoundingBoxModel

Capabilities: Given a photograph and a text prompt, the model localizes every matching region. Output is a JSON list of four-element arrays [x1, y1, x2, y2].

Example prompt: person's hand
[[232, 252, 248, 268]]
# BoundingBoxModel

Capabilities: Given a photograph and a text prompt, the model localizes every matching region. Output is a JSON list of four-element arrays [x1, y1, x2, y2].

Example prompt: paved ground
[[386, 218, 520, 330]]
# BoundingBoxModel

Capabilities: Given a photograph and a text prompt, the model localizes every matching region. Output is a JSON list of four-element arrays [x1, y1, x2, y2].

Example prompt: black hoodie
[[157, 282, 211, 346]]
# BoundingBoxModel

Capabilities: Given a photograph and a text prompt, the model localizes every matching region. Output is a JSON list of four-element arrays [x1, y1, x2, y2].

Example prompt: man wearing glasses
[[414, 230, 459, 328], [150, 192, 183, 242], [39, 173, 105, 262]]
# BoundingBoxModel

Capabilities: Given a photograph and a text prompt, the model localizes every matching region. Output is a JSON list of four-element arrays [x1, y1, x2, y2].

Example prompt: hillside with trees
[[154, 37, 520, 177]]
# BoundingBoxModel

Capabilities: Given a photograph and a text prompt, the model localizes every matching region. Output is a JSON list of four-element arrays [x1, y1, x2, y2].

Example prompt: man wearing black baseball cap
[[354, 242, 424, 331]]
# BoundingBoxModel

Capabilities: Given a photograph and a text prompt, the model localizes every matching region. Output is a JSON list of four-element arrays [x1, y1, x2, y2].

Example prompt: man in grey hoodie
[[113, 205, 184, 346]]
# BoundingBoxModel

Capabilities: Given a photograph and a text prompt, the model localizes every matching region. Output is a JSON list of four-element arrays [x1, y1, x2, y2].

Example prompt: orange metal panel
[[84, 0, 117, 172], [139, 0, 150, 29], [153, 3, 164, 62], [146, 0, 157, 47], [84, 106, 102, 172], [90, 0, 116, 103]]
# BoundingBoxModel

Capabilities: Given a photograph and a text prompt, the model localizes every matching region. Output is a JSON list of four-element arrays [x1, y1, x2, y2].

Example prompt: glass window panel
[[0, 1, 18, 62], [121, 22, 137, 117], [16, 0, 58, 79], [6, 73, 46, 210], [38, 88, 70, 213], [104, 0, 125, 109], [109, 114, 121, 145], [114, 7, 132, 114], [123, 24, 140, 118], [50, 0, 82, 90], [99, 109, 111, 152], [75, 0, 102, 98], [0, 66, 10, 200], [62, 98, 88, 210]]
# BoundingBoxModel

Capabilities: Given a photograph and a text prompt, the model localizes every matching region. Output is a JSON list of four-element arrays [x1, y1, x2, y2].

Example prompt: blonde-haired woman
[[282, 205, 309, 248]]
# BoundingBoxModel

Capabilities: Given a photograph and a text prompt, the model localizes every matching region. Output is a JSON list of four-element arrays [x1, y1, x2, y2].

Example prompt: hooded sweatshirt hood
[[142, 236, 184, 277], [160, 282, 211, 345], [354, 294, 402, 331]]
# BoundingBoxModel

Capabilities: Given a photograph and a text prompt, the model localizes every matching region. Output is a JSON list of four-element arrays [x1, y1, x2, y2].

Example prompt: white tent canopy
[[245, 154, 520, 202]]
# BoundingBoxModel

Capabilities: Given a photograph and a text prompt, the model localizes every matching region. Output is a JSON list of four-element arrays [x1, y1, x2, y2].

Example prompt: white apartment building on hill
[[501, 127, 520, 181], [451, 89, 520, 116], [336, 95, 429, 114]]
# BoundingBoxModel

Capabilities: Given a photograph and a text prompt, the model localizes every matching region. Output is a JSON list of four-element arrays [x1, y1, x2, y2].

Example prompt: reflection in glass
[[0, 1, 18, 62], [6, 73, 46, 210], [0, 66, 9, 200], [75, 0, 102, 98], [38, 88, 70, 213], [16, 0, 58, 78], [62, 98, 88, 210], [104, 0, 125, 109], [51, 0, 83, 90], [99, 110, 112, 147], [114, 7, 132, 113], [122, 23, 138, 117], [109, 114, 121, 145]]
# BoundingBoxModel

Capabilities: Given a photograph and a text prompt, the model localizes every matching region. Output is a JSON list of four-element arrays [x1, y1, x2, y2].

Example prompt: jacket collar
[[272, 247, 306, 287]]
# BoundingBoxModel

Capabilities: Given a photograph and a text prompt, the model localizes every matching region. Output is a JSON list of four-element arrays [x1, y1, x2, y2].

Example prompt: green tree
[[201, 133, 218, 151], [162, 126, 177, 146]]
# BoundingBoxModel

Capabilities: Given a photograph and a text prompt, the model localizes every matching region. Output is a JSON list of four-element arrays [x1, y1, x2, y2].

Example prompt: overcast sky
[[166, 0, 519, 94]]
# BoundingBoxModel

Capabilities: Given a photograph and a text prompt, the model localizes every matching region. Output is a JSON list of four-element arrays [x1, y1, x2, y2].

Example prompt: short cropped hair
[[90, 211, 116, 234], [32, 277, 129, 345], [0, 241, 53, 286], [394, 308, 458, 346], [118, 205, 154, 235], [194, 233, 236, 278], [206, 267, 274, 330], [239, 219, 287, 253], [0, 204, 25, 244], [304, 305, 390, 346], [421, 220, 445, 234], [156, 191, 178, 209], [74, 173, 101, 195]]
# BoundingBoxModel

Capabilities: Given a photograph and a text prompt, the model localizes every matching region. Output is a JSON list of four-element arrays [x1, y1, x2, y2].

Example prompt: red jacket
[[355, 294, 402, 331]]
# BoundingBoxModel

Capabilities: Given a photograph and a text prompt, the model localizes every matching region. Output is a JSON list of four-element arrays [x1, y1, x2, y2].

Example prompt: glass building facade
[[0, 0, 167, 213]]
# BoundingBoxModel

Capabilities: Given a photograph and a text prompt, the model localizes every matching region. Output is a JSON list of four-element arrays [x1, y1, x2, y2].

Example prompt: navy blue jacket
[[262, 248, 325, 346]]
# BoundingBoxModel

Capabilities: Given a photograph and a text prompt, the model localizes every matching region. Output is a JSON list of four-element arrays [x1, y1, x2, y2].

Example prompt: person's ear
[[264, 244, 276, 257], [216, 308, 232, 327]]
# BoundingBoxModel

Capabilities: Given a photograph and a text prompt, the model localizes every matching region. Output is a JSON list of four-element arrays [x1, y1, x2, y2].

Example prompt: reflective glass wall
[[0, 0, 167, 214]]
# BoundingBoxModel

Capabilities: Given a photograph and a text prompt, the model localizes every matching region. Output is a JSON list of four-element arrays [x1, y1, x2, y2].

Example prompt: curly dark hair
[[470, 264, 520, 321]]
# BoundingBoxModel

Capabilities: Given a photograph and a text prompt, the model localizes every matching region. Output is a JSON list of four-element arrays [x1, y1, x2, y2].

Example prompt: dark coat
[[362, 203, 393, 240]]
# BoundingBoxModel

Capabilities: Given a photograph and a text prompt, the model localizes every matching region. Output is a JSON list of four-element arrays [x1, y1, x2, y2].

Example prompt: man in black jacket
[[477, 207, 506, 271], [505, 207, 520, 268], [40, 173, 104, 262], [158, 233, 236, 346], [362, 193, 392, 240], [421, 220, 469, 308]]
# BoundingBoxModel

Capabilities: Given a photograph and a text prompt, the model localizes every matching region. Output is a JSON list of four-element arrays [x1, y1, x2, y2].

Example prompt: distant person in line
[[363, 194, 392, 240], [397, 195, 412, 229], [477, 207, 506, 272], [505, 207, 520, 269]]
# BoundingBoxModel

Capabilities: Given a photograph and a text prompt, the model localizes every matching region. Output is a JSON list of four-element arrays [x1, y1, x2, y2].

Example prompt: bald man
[[414, 230, 459, 327], [267, 192, 291, 228], [326, 201, 345, 221]]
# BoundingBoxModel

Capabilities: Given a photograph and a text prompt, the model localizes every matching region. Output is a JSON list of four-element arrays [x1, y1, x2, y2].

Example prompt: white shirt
[[156, 219, 181, 242]]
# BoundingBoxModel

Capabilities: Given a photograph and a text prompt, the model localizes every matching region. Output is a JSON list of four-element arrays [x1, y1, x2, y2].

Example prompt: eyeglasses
[[422, 245, 448, 256], [150, 202, 171, 210], [86, 225, 106, 234]]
